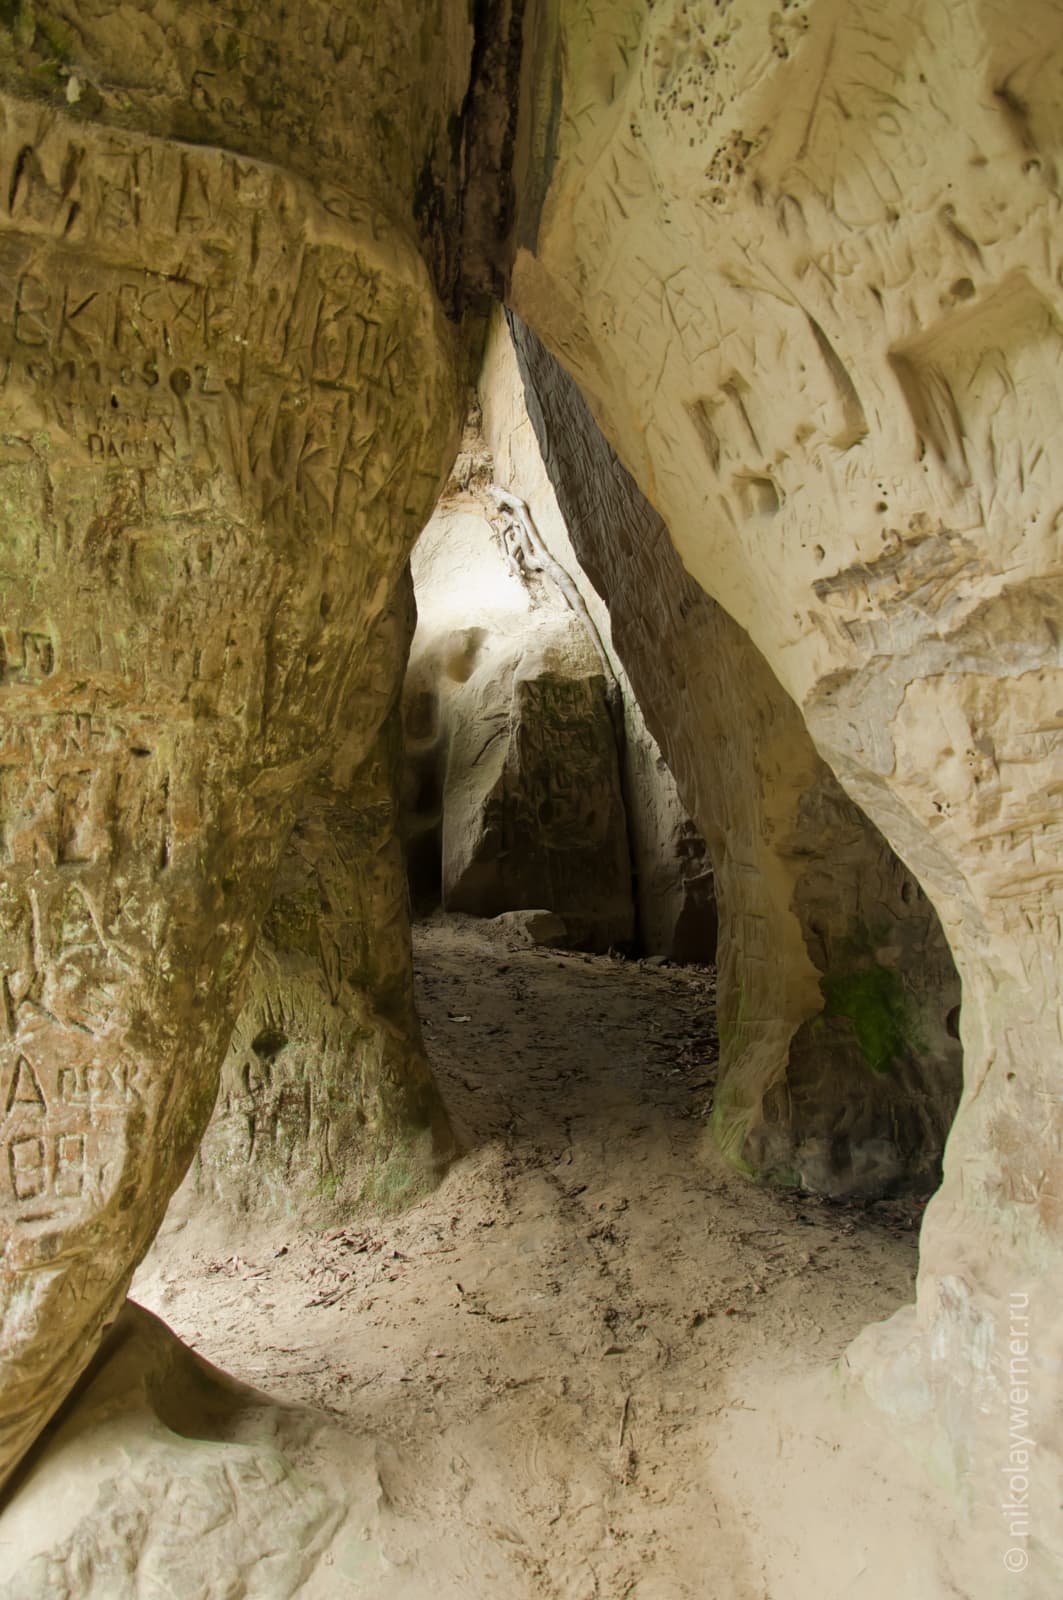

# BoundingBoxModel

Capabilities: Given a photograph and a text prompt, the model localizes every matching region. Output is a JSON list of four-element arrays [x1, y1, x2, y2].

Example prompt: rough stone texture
[[445, 664, 631, 950], [477, 321, 719, 964], [503, 310, 961, 1198], [403, 475, 635, 952], [0, 1303, 353, 1599], [510, 0, 1063, 1570], [179, 577, 453, 1225], [0, 0, 483, 310], [0, 92, 463, 1490], [635, 804, 716, 967]]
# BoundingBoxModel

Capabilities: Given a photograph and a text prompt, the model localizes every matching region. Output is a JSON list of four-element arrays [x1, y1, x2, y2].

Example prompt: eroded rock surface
[[510, 0, 1063, 1551], [0, 96, 462, 1488], [502, 311, 961, 1198], [476, 323, 719, 964], [180, 577, 453, 1224], [0, 0, 482, 304], [0, 1303, 356, 1599], [404, 460, 634, 952], [0, 0, 1060, 1582]]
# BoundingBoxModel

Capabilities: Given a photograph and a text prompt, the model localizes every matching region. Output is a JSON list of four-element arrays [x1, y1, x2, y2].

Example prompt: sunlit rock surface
[[510, 0, 1063, 1563], [403, 443, 634, 952], [503, 309, 962, 1198], [476, 321, 718, 963]]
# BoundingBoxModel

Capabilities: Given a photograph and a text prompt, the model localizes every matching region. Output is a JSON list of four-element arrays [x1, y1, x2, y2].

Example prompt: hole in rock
[[250, 1028, 288, 1062]]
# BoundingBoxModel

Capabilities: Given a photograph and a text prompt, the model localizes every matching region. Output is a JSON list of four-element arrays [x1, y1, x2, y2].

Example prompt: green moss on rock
[[819, 962, 921, 1075]]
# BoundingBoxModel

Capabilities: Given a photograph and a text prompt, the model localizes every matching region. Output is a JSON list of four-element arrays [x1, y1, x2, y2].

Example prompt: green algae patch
[[710, 1097, 756, 1177], [357, 1131, 437, 1215], [819, 963, 921, 1075]]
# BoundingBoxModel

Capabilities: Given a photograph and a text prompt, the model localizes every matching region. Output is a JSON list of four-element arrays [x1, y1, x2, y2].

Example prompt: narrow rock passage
[[134, 917, 931, 1598]]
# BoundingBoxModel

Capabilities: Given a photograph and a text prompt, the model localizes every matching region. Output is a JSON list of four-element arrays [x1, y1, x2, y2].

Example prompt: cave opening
[[111, 309, 962, 1594], [3, 297, 971, 1596]]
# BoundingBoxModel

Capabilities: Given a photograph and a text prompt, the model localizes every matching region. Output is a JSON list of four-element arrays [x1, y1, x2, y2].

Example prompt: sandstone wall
[[509, 0, 1063, 1561], [0, 0, 481, 302], [501, 309, 961, 1197], [404, 464, 635, 952], [0, 78, 465, 1490], [179, 576, 453, 1225], [0, 1303, 349, 1597], [478, 322, 718, 963]]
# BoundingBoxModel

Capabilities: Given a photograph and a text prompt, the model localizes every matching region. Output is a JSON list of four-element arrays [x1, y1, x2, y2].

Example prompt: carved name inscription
[[0, 1045, 136, 1216], [0, 82, 458, 1496], [0, 102, 431, 541]]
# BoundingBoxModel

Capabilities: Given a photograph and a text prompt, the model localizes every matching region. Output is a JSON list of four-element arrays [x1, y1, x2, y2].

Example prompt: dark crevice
[[420, 0, 528, 316]]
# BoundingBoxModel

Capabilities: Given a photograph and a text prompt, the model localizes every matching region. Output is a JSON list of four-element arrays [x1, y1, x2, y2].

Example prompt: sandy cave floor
[[133, 916, 933, 1599]]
